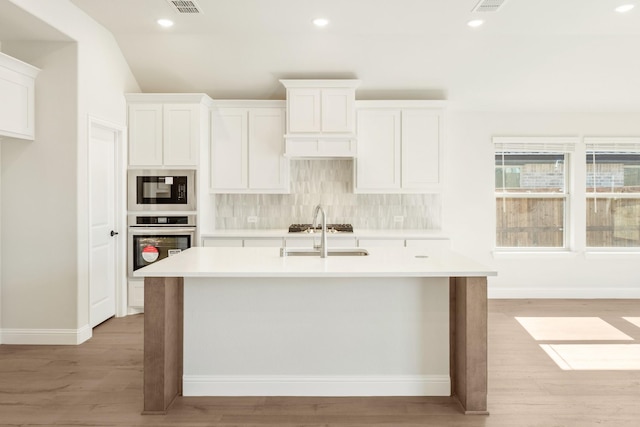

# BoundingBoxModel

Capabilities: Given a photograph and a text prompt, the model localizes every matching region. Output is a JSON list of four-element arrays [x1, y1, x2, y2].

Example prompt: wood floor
[[1, 299, 639, 426]]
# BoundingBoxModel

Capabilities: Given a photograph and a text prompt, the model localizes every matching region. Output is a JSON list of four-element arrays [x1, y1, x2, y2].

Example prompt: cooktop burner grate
[[288, 223, 354, 233]]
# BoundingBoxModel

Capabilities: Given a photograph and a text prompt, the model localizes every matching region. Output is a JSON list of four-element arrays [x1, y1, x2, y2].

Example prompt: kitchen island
[[135, 246, 496, 415]]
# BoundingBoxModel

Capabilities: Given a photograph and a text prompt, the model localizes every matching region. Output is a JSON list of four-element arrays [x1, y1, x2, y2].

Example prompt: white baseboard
[[183, 375, 450, 397], [489, 287, 640, 299], [0, 324, 92, 345]]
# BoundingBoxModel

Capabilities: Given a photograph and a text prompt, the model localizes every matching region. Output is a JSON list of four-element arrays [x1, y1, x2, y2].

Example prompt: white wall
[[0, 0, 139, 344], [443, 111, 640, 298]]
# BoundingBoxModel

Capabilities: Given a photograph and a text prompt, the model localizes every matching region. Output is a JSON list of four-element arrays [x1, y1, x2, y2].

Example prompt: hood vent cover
[[166, 0, 203, 14], [472, 0, 509, 12]]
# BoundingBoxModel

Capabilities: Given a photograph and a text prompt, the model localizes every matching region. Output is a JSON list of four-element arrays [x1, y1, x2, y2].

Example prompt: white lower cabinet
[[285, 236, 357, 248], [128, 280, 144, 308], [405, 238, 451, 251], [210, 102, 289, 193], [202, 238, 243, 247], [243, 238, 284, 247], [358, 238, 405, 248]]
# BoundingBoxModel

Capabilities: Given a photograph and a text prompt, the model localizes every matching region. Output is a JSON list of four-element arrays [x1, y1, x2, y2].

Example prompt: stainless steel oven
[[128, 214, 196, 277], [128, 169, 196, 211]]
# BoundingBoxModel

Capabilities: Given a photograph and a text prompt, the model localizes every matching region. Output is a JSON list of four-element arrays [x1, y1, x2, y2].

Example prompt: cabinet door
[[357, 238, 405, 247], [405, 239, 450, 251], [211, 108, 248, 190], [321, 88, 355, 133], [202, 238, 243, 247], [0, 64, 35, 140], [248, 108, 288, 191], [401, 110, 441, 189], [163, 104, 199, 166], [287, 88, 321, 133], [128, 104, 163, 166], [243, 238, 284, 247], [355, 109, 401, 191]]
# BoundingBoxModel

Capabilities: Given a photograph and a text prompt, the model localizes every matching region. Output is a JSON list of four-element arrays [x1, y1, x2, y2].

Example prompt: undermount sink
[[280, 248, 369, 257]]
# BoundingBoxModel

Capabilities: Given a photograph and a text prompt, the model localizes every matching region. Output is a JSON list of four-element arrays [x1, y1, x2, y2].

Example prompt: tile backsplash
[[214, 160, 441, 230]]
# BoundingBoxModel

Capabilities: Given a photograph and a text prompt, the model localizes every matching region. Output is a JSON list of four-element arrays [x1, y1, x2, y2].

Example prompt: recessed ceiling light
[[313, 18, 329, 27], [157, 18, 174, 28], [615, 4, 635, 13], [467, 19, 484, 28]]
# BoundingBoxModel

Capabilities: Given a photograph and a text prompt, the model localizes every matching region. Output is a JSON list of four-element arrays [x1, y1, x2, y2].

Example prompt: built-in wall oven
[[128, 214, 196, 277], [128, 169, 196, 211]]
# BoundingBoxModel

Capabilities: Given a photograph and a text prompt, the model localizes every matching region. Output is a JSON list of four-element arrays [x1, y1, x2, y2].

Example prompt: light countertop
[[201, 229, 449, 240], [134, 246, 496, 278]]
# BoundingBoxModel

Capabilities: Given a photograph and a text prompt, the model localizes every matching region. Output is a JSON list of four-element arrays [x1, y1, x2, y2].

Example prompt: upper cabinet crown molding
[[0, 52, 40, 140], [280, 79, 361, 158], [125, 93, 213, 106]]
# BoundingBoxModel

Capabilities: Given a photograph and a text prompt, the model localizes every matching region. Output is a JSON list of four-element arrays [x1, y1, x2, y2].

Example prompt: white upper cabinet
[[126, 94, 211, 168], [210, 101, 289, 193], [280, 79, 360, 157], [355, 101, 445, 193], [356, 109, 401, 190], [0, 52, 39, 140]]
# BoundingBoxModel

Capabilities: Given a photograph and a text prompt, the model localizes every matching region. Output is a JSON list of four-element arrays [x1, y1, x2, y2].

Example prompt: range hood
[[281, 79, 360, 158]]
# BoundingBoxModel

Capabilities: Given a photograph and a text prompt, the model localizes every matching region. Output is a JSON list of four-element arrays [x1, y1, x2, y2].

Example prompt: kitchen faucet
[[311, 204, 328, 258]]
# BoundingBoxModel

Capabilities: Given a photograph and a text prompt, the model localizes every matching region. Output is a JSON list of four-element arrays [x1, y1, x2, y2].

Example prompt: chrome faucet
[[311, 204, 328, 258]]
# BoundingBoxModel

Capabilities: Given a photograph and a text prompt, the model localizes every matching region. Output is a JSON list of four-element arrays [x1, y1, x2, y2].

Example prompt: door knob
[[110, 230, 119, 237]]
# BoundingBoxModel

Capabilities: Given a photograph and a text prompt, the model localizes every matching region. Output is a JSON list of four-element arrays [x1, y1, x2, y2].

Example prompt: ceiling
[[14, 0, 640, 110]]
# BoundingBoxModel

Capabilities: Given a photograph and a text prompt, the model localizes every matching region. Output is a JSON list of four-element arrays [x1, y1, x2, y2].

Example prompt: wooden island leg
[[450, 276, 489, 415], [143, 277, 184, 414]]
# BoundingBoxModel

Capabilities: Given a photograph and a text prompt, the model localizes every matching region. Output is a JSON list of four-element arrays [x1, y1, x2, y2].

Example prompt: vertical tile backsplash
[[214, 159, 441, 230]]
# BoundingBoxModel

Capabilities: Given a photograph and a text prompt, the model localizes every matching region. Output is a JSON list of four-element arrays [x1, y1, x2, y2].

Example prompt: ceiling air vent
[[472, 0, 509, 12], [166, 0, 203, 14]]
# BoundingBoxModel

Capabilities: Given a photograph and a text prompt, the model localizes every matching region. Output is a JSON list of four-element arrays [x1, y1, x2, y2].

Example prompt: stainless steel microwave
[[127, 170, 196, 211]]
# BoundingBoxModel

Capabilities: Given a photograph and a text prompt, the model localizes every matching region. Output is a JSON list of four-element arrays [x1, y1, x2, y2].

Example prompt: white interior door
[[89, 124, 118, 327]]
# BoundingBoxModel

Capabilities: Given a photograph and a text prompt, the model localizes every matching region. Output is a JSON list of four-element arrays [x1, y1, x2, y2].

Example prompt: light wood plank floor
[[1, 299, 639, 426]]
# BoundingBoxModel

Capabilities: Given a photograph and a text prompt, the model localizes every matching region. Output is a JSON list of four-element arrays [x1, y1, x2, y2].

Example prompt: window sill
[[492, 250, 579, 259], [585, 250, 640, 259]]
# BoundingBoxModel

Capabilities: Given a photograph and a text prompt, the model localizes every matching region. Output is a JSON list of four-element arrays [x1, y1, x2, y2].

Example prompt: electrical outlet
[[247, 216, 258, 223], [393, 215, 404, 223]]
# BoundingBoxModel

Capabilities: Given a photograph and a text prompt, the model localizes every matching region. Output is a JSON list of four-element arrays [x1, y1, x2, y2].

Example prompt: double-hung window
[[494, 137, 576, 249], [585, 137, 640, 248]]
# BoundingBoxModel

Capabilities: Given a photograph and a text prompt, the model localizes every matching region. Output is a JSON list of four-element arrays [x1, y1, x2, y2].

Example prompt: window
[[586, 138, 640, 248], [494, 137, 576, 250]]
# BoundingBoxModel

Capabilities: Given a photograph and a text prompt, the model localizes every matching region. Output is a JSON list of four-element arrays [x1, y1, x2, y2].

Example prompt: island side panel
[[143, 276, 184, 414], [450, 276, 488, 415]]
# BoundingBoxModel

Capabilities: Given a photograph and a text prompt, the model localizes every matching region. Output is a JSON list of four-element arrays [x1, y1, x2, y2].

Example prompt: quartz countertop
[[134, 246, 496, 278], [200, 229, 449, 240]]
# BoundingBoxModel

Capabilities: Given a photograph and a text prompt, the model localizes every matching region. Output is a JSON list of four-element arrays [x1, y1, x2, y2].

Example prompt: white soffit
[[165, 0, 203, 14], [472, 0, 510, 13]]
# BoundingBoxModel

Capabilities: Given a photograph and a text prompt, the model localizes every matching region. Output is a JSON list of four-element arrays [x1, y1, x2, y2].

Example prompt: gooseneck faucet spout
[[311, 204, 328, 258]]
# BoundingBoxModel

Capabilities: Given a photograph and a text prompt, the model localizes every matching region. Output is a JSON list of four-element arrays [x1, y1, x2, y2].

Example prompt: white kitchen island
[[135, 246, 496, 415]]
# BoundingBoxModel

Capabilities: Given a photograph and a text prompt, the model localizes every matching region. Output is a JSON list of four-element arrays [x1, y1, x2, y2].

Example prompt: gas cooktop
[[288, 223, 354, 233]]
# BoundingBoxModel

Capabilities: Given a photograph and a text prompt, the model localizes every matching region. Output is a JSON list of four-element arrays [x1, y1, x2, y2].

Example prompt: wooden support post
[[142, 277, 184, 414], [450, 276, 489, 415]]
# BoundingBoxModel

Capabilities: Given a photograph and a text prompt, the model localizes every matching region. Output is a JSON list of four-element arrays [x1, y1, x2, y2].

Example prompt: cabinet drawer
[[202, 238, 243, 247], [405, 239, 450, 251], [243, 238, 283, 247], [285, 236, 357, 248], [357, 238, 405, 248]]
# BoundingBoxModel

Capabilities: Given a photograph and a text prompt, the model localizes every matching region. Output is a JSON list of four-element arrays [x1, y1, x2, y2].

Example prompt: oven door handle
[[128, 227, 196, 235]]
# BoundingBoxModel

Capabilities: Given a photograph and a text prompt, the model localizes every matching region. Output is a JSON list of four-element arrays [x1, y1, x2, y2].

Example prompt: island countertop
[[134, 246, 497, 278]]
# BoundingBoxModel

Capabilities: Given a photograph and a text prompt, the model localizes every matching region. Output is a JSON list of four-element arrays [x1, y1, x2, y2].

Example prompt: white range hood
[[280, 79, 360, 158]]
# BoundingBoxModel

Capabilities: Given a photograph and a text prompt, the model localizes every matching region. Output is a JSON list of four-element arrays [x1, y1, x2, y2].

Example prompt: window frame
[[584, 137, 640, 251], [493, 137, 578, 252]]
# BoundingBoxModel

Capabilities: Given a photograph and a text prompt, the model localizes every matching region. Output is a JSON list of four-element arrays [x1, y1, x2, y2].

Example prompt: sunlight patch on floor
[[515, 317, 633, 341], [623, 317, 640, 329], [540, 344, 640, 370]]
